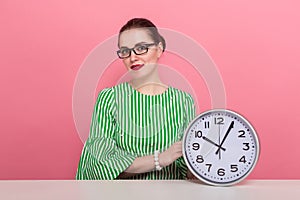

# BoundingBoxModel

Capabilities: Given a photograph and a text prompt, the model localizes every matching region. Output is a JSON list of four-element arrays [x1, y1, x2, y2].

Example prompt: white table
[[0, 180, 299, 200]]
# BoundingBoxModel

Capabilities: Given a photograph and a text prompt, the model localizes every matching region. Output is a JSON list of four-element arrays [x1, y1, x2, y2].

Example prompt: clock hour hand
[[215, 121, 234, 155], [202, 136, 226, 151]]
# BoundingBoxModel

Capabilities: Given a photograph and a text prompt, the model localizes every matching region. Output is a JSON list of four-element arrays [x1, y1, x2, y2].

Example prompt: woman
[[76, 18, 196, 180]]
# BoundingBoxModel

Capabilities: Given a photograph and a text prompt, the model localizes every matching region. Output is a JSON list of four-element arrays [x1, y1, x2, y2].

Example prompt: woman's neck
[[129, 69, 168, 95]]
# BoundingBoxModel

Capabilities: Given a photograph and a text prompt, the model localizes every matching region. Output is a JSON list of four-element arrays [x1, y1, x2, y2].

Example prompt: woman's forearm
[[125, 154, 156, 173], [117, 155, 155, 178], [117, 141, 183, 179]]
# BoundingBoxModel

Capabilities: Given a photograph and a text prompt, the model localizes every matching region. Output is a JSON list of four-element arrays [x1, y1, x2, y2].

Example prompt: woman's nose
[[129, 51, 138, 62]]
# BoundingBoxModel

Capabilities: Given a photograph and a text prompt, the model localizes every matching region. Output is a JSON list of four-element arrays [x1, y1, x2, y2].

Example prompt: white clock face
[[183, 109, 260, 186]]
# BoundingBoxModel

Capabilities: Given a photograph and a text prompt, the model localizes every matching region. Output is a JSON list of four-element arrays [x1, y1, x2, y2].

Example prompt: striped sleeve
[[184, 93, 196, 126], [76, 88, 136, 180], [176, 93, 196, 178]]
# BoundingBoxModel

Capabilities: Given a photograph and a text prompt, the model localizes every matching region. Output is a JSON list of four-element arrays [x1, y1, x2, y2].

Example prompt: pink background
[[1, 0, 299, 179]]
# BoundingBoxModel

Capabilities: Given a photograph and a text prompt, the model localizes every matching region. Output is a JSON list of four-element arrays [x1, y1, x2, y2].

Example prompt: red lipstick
[[130, 64, 144, 71]]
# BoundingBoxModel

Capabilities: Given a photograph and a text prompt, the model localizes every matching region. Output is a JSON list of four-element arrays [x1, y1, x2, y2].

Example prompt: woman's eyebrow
[[119, 42, 150, 49]]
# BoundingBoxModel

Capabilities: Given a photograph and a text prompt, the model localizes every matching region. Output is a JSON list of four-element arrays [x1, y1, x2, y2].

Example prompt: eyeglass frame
[[116, 43, 158, 59]]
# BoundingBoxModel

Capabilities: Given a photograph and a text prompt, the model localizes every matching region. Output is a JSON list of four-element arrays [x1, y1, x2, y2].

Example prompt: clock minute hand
[[202, 136, 226, 151], [215, 121, 234, 155]]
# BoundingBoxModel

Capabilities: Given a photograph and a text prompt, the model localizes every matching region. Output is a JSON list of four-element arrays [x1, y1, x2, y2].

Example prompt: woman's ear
[[157, 42, 163, 58]]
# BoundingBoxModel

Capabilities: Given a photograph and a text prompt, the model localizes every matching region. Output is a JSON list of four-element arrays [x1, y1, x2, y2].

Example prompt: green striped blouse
[[76, 82, 195, 180]]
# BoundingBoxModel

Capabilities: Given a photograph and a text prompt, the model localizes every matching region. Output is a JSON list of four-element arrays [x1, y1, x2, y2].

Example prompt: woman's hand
[[187, 169, 198, 180], [159, 141, 183, 167]]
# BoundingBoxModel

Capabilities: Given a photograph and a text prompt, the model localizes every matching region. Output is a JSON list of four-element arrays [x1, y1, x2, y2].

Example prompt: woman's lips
[[130, 64, 144, 71]]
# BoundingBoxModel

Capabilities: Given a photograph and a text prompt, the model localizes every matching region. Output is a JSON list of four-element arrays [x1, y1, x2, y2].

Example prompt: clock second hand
[[218, 124, 221, 160], [216, 121, 234, 156]]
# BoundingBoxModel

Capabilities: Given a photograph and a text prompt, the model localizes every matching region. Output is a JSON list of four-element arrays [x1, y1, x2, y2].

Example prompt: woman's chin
[[129, 64, 156, 79]]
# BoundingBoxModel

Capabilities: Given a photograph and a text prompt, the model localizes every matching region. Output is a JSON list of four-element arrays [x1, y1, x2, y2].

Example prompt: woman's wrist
[[154, 150, 163, 170]]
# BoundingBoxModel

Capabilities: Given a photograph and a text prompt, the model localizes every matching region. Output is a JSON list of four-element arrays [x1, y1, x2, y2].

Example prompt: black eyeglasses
[[117, 43, 157, 59]]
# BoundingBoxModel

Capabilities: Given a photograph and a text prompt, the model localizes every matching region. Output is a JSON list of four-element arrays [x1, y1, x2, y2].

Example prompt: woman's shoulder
[[96, 87, 113, 99], [168, 86, 194, 100], [96, 82, 130, 98], [94, 84, 126, 110]]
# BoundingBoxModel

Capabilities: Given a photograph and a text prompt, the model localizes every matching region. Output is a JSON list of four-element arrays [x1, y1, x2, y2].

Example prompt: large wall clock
[[183, 109, 260, 186]]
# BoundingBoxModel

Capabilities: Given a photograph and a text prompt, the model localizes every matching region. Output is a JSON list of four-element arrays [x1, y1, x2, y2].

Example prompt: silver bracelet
[[154, 150, 162, 171]]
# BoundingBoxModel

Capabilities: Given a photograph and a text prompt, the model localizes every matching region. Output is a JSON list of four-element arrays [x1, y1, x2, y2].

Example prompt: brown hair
[[118, 18, 166, 52]]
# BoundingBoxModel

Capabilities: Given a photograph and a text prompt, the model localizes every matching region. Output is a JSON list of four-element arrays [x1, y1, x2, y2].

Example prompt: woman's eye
[[120, 49, 130, 54], [135, 45, 147, 52]]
